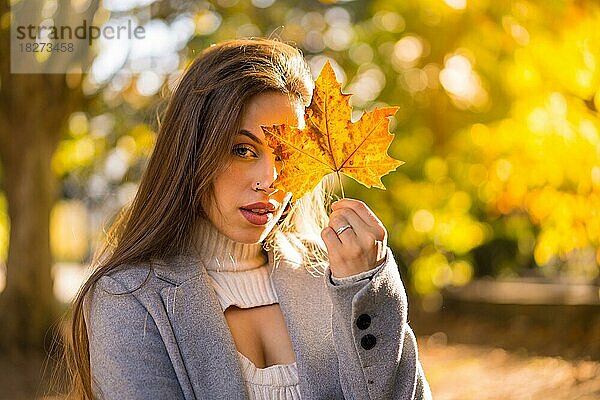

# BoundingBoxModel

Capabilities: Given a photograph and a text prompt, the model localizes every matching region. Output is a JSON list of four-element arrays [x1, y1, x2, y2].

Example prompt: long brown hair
[[63, 37, 337, 399]]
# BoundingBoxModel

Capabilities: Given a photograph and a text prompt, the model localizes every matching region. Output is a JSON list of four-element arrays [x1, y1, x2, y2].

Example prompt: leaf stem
[[336, 171, 345, 198]]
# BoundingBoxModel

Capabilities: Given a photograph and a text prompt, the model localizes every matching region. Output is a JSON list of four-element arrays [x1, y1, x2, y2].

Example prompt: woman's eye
[[232, 145, 257, 158]]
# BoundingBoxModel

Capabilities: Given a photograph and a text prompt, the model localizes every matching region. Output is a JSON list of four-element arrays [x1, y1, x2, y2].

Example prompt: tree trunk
[[0, 71, 80, 353], [0, 101, 60, 353], [0, 0, 83, 352]]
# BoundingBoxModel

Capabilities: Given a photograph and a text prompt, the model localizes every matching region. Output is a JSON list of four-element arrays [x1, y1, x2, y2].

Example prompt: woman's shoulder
[[83, 262, 153, 326], [93, 261, 154, 296], [93, 251, 203, 295]]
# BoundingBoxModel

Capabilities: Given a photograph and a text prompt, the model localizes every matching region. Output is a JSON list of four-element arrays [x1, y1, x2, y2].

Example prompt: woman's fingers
[[324, 208, 375, 264], [321, 226, 345, 264], [328, 207, 371, 247], [331, 199, 387, 243], [323, 198, 390, 276]]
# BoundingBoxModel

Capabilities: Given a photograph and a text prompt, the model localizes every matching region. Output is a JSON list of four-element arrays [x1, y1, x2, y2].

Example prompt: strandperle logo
[[10, 0, 149, 74], [15, 19, 146, 46]]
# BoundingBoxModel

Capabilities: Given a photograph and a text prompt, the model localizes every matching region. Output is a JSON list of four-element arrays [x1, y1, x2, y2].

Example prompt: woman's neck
[[193, 218, 267, 272]]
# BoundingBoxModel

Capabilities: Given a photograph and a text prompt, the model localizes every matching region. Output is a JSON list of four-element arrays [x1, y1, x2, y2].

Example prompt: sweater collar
[[191, 218, 267, 272]]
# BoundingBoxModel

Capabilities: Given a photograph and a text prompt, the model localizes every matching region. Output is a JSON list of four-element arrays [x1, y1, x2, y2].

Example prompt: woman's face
[[204, 92, 303, 244]]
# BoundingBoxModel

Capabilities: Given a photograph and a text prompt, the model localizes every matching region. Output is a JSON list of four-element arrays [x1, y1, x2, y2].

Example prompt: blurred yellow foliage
[[4, 0, 597, 300], [52, 137, 97, 177], [0, 194, 8, 263], [50, 200, 89, 262]]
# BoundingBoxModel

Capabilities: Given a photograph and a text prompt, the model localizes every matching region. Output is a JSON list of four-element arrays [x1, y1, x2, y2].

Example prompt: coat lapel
[[152, 248, 342, 400], [267, 249, 343, 399], [155, 255, 249, 400]]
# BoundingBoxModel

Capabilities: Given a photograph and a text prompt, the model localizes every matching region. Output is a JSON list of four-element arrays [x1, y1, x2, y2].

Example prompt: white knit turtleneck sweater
[[194, 219, 301, 400]]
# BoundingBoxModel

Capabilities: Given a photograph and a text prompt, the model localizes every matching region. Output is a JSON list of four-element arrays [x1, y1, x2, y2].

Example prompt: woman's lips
[[240, 201, 276, 211], [240, 208, 273, 225]]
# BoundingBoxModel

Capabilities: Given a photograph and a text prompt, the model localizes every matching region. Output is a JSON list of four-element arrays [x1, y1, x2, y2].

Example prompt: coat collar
[[157, 259, 248, 399], [150, 250, 204, 285], [148, 248, 283, 400], [149, 246, 340, 399], [150, 246, 276, 284]]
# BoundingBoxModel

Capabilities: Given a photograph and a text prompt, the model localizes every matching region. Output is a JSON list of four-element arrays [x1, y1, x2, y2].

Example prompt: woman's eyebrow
[[236, 129, 264, 145]]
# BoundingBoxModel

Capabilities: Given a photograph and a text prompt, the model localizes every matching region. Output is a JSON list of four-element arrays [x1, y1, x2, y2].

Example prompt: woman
[[65, 38, 431, 400]]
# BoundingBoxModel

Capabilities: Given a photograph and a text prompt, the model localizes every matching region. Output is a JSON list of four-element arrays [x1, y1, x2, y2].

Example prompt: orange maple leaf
[[262, 61, 404, 200]]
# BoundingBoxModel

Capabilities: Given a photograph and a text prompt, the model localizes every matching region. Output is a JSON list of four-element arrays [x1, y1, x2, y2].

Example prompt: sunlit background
[[1, 0, 600, 398]]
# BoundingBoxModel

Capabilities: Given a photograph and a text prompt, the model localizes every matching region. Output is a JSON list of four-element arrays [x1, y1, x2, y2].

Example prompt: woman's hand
[[321, 198, 388, 279]]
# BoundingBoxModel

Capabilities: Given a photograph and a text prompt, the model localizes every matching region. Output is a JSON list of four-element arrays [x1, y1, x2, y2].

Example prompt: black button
[[356, 313, 371, 330], [361, 334, 377, 350]]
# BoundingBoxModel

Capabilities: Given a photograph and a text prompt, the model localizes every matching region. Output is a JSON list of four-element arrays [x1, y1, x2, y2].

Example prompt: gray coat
[[85, 246, 432, 400]]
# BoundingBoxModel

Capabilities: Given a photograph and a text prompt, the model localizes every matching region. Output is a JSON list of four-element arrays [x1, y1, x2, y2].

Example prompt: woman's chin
[[230, 225, 272, 244]]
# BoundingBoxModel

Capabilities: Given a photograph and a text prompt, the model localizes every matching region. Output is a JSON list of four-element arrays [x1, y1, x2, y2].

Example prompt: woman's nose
[[256, 151, 281, 193]]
